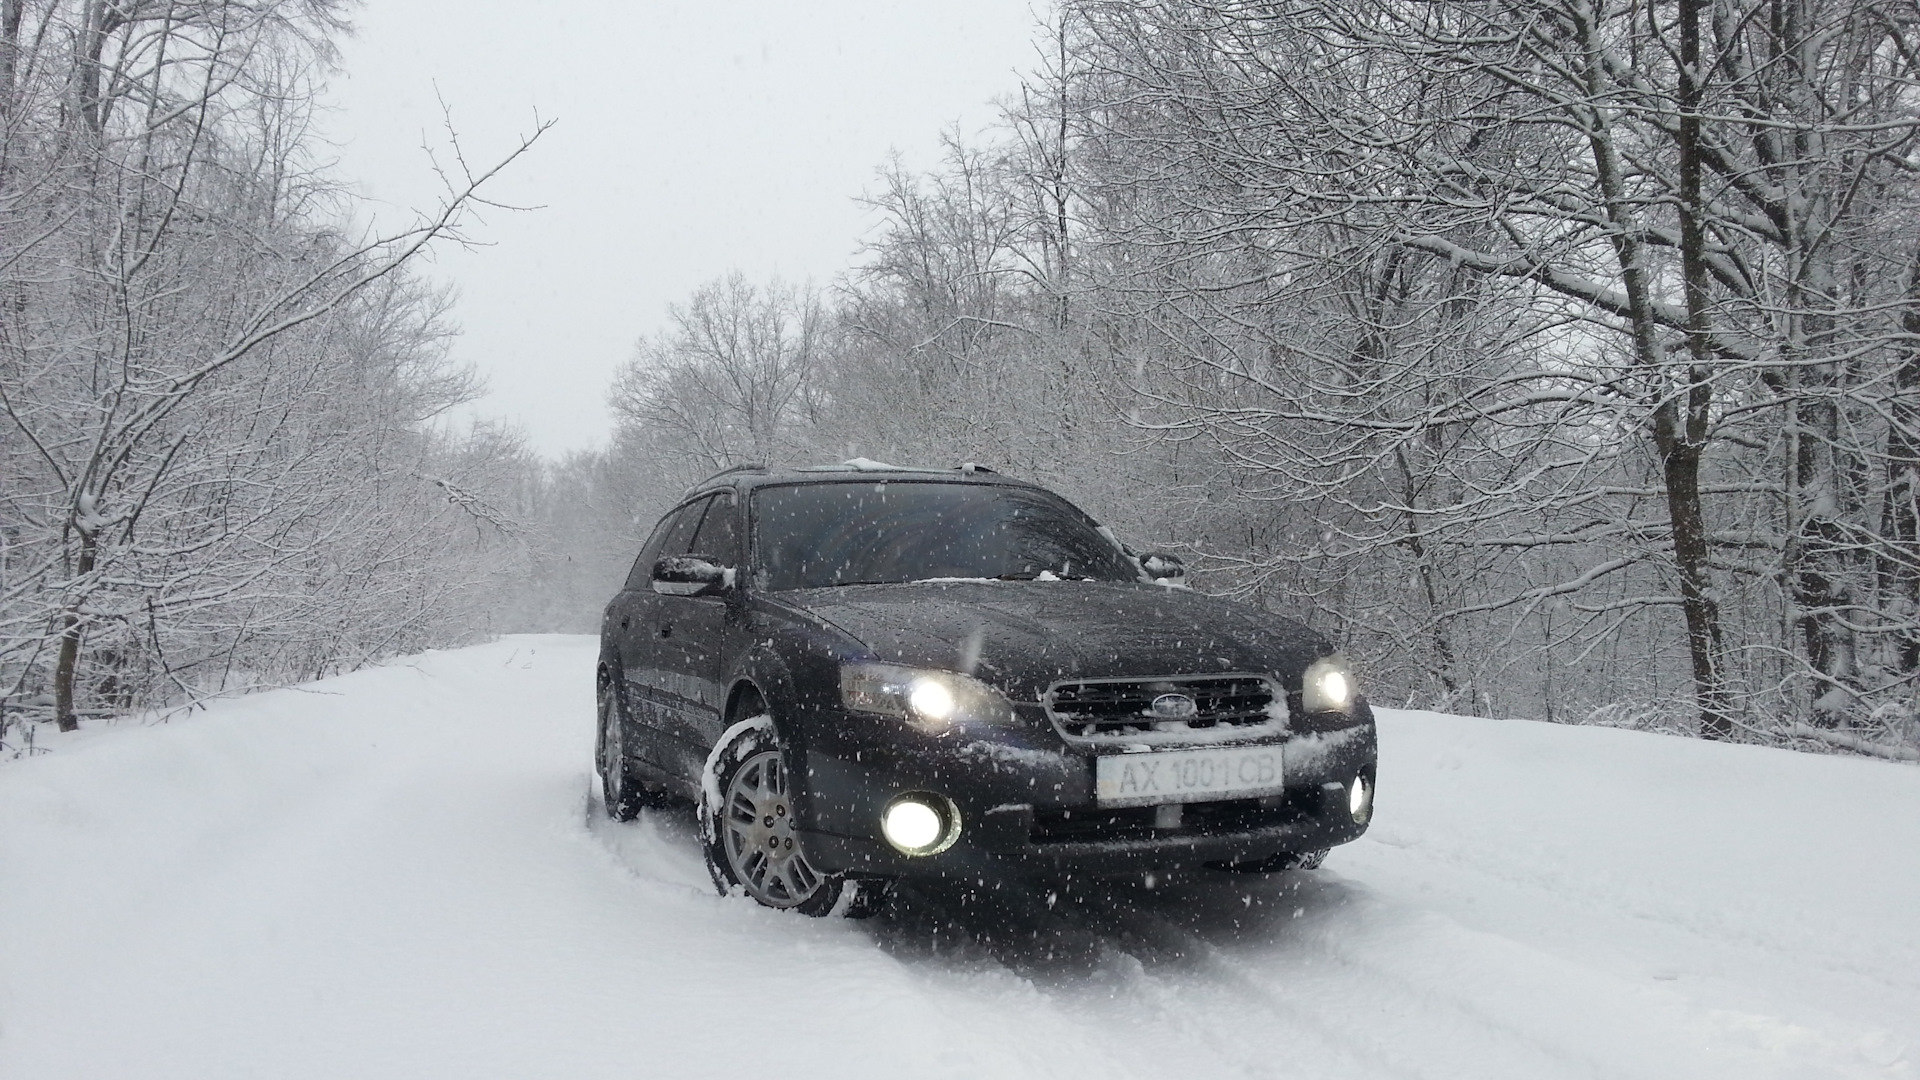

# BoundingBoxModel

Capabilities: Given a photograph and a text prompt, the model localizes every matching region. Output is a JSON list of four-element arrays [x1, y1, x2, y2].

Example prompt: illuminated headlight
[[840, 662, 1012, 731], [1302, 654, 1357, 714], [881, 793, 961, 855], [1349, 774, 1373, 824], [908, 679, 956, 721]]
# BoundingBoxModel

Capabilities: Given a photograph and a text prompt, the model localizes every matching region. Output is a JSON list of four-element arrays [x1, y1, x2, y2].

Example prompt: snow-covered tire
[[699, 715, 889, 918], [596, 664, 657, 822], [1209, 848, 1328, 874]]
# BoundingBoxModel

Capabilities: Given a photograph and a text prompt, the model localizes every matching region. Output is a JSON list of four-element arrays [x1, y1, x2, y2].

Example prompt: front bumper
[[788, 705, 1378, 880]]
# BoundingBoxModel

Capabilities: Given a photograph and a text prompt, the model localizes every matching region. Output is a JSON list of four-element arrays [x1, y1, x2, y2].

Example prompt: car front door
[[616, 496, 709, 769], [649, 490, 743, 780]]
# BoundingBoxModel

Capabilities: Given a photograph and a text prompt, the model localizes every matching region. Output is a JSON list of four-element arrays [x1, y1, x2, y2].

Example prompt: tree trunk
[[53, 528, 98, 732], [1878, 260, 1920, 679], [1671, 0, 1732, 738], [1656, 418, 1730, 736], [0, 0, 22, 121]]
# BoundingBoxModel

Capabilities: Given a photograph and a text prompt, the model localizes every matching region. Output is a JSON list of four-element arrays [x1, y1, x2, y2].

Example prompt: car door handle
[[657, 622, 673, 638], [619, 616, 630, 630]]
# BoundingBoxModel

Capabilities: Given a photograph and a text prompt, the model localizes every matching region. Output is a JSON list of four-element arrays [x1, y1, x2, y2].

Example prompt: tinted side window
[[623, 497, 711, 590], [622, 522, 668, 592], [689, 492, 741, 564], [656, 497, 713, 559]]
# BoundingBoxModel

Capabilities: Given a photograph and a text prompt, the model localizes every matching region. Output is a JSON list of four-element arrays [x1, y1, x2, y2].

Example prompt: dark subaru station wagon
[[597, 461, 1377, 916]]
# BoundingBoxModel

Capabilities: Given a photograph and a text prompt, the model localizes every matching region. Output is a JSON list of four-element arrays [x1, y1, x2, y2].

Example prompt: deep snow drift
[[3, 635, 1915, 1079]]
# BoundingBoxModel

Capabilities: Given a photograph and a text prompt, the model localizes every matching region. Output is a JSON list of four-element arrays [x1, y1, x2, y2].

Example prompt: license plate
[[1094, 744, 1285, 807]]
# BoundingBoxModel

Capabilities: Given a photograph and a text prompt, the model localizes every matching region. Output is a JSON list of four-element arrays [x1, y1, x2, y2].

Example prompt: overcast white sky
[[321, 1, 1042, 459]]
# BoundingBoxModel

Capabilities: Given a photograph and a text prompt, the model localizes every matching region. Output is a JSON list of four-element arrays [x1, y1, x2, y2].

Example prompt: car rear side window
[[751, 481, 1135, 590]]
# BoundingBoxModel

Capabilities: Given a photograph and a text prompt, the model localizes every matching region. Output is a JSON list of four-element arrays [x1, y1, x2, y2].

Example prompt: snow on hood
[[784, 580, 1326, 700]]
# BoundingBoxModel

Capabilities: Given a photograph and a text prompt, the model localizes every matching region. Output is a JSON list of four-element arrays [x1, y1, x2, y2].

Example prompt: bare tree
[[609, 273, 826, 477], [0, 0, 546, 740], [1060, 0, 1920, 754]]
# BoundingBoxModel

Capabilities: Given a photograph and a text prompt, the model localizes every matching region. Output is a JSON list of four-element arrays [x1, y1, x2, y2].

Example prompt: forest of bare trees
[[557, 0, 1920, 761], [9, 0, 1917, 764], [0, 0, 539, 746]]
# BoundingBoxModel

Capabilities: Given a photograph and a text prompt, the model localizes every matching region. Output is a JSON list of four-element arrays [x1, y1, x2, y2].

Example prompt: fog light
[[1349, 775, 1373, 824], [881, 793, 960, 856]]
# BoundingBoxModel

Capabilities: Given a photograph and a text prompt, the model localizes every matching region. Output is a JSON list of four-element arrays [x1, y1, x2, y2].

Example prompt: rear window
[[751, 481, 1135, 591]]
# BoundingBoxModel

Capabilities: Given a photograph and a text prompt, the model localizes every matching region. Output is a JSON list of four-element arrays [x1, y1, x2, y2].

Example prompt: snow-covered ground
[[4, 635, 1916, 1079]]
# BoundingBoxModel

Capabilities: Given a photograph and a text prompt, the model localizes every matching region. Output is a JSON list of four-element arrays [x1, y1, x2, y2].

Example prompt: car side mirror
[[652, 555, 735, 597], [1139, 551, 1187, 584]]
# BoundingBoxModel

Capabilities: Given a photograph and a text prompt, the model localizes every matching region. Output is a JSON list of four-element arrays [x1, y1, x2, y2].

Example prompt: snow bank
[[2, 638, 1915, 1079]]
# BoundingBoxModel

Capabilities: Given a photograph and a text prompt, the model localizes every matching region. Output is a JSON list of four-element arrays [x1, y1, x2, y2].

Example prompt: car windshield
[[751, 481, 1137, 590]]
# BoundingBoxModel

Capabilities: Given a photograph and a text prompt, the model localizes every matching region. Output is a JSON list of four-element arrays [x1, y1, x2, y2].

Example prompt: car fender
[[725, 645, 796, 730]]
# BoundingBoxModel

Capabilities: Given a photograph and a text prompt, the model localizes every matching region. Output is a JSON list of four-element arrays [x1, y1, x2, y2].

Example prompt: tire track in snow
[[1052, 873, 1635, 1080], [867, 857, 1895, 1080], [839, 869, 1428, 1079], [870, 869, 1559, 1080], [582, 789, 715, 896]]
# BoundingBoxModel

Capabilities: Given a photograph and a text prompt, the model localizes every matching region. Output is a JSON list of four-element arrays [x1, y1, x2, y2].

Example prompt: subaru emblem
[[1150, 692, 1199, 719]]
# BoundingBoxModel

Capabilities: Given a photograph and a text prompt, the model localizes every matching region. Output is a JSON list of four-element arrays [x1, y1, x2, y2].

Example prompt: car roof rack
[[685, 462, 768, 493], [796, 458, 948, 474]]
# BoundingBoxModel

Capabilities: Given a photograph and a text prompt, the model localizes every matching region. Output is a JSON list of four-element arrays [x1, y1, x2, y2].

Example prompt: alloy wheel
[[720, 749, 823, 907]]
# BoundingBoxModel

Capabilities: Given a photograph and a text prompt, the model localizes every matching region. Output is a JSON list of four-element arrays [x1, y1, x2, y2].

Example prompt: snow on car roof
[[687, 460, 1010, 497], [796, 458, 935, 473]]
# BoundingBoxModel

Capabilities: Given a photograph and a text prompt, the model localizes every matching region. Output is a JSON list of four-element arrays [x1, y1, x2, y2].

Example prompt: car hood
[[782, 580, 1327, 701]]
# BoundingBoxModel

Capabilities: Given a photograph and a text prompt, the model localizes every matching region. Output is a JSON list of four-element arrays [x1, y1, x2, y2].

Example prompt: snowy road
[[4, 635, 1917, 1079]]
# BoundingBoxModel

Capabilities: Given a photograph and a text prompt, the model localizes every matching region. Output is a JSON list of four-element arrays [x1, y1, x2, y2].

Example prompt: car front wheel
[[699, 716, 886, 918]]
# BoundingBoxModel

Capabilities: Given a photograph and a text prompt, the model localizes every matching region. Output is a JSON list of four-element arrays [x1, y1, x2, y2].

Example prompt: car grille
[[1043, 674, 1281, 743]]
